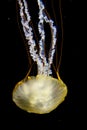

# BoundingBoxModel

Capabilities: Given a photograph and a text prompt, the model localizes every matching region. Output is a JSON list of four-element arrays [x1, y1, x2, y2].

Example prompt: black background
[[6, 0, 82, 129]]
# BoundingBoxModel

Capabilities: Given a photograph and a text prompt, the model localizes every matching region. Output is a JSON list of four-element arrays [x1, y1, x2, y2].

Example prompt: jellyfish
[[12, 0, 68, 114]]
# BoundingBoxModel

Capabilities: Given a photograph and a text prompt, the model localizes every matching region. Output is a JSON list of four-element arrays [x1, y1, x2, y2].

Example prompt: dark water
[[4, 0, 82, 129]]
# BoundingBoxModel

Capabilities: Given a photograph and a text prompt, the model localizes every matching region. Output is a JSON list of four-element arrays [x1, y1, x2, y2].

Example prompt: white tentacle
[[17, 0, 57, 75]]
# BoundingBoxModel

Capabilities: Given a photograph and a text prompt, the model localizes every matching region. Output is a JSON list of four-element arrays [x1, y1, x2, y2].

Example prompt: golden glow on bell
[[12, 75, 67, 114]]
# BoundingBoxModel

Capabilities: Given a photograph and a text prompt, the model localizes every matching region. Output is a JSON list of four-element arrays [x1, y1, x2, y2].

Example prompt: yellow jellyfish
[[12, 0, 68, 114]]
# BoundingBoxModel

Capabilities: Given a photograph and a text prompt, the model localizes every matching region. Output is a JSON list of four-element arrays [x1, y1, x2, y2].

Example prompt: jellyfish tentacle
[[38, 0, 48, 74], [37, 0, 52, 75], [17, 0, 57, 76], [18, 0, 38, 62], [43, 11, 57, 68], [17, 0, 44, 74], [37, 0, 57, 75]]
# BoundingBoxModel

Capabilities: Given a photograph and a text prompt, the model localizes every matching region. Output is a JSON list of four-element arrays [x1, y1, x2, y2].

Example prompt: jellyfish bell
[[12, 0, 68, 114], [13, 74, 67, 114]]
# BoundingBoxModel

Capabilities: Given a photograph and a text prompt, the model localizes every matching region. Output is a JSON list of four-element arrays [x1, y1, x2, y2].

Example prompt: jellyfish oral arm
[[17, 0, 57, 76], [18, 0, 39, 61], [38, 0, 57, 74]]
